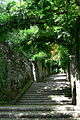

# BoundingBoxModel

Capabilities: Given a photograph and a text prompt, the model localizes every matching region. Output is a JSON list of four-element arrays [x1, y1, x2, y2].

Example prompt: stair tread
[[0, 106, 75, 111], [0, 111, 80, 118], [0, 74, 74, 119], [0, 117, 80, 119], [17, 102, 72, 105]]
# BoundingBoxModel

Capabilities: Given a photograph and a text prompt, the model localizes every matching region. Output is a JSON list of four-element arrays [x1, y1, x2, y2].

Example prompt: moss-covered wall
[[0, 43, 53, 102], [0, 43, 33, 102], [0, 48, 7, 89]]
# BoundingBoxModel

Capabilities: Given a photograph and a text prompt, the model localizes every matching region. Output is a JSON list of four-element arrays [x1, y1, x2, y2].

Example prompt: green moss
[[0, 56, 7, 89]]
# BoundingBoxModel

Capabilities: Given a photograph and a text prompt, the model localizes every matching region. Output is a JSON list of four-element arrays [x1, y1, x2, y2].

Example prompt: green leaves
[[32, 51, 47, 61], [0, 0, 79, 62], [0, 14, 9, 25]]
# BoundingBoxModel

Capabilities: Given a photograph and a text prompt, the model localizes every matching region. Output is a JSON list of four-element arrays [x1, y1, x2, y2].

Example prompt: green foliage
[[0, 0, 79, 47], [32, 51, 47, 61], [0, 0, 79, 64], [0, 0, 79, 60], [0, 0, 80, 103], [50, 44, 69, 71], [58, 45, 69, 70]]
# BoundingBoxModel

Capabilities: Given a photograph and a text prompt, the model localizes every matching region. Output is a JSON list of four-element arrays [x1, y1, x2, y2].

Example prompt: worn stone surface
[[34, 61, 53, 82], [0, 74, 80, 119], [0, 43, 53, 101], [0, 43, 33, 101], [17, 73, 72, 105]]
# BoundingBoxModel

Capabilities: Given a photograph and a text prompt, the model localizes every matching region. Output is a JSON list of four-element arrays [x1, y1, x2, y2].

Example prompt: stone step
[[20, 95, 67, 97], [28, 87, 70, 91], [23, 90, 71, 94], [18, 96, 72, 100], [0, 118, 80, 120], [27, 90, 71, 93], [17, 101, 72, 105], [22, 93, 71, 97], [31, 84, 70, 87], [13, 74, 72, 119], [18, 100, 72, 103], [0, 111, 80, 119], [28, 89, 71, 92], [30, 82, 69, 86], [21, 96, 71, 99], [27, 90, 70, 93], [31, 83, 70, 87], [19, 98, 71, 102], [29, 83, 70, 86], [0, 105, 75, 112], [23, 95, 71, 98], [33, 80, 69, 83], [29, 86, 70, 89], [21, 94, 71, 97], [19, 97, 51, 100], [19, 98, 71, 101], [27, 89, 71, 92], [20, 95, 50, 98], [25, 92, 71, 95]]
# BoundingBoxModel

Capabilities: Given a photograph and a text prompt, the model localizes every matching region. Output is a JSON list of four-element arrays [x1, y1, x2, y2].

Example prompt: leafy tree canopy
[[0, 0, 80, 63]]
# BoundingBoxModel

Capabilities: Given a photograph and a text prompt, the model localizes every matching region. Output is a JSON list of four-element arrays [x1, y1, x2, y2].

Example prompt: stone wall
[[32, 61, 53, 82], [0, 44, 7, 90], [0, 43, 33, 101], [0, 43, 53, 102]]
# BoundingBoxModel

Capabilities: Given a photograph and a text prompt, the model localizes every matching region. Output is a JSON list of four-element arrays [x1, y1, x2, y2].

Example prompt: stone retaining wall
[[0, 43, 33, 101], [0, 43, 53, 102], [32, 61, 53, 82]]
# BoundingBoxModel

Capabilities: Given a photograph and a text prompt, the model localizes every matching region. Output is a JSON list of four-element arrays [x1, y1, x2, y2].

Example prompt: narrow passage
[[17, 73, 72, 105], [1, 74, 80, 120]]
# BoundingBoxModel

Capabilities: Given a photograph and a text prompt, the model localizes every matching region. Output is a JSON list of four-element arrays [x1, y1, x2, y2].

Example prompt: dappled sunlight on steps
[[0, 105, 80, 119], [0, 73, 80, 119], [17, 73, 71, 105]]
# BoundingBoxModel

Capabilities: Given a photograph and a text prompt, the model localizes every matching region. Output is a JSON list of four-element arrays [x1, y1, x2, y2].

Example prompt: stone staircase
[[0, 73, 80, 120]]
